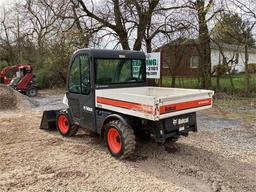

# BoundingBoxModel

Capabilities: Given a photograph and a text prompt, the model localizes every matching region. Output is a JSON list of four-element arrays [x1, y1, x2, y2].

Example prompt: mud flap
[[40, 110, 59, 130]]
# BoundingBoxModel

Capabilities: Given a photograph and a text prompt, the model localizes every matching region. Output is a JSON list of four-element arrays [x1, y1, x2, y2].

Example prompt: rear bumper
[[147, 112, 197, 143]]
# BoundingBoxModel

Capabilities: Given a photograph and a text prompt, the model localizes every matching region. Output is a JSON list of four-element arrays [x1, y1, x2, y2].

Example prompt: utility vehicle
[[40, 49, 214, 159], [0, 64, 37, 97]]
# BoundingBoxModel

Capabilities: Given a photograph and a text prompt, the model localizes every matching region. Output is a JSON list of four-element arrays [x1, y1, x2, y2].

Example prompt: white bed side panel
[[95, 87, 214, 121]]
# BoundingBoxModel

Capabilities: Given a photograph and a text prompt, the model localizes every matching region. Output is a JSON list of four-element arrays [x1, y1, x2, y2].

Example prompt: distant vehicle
[[0, 64, 38, 97], [40, 49, 214, 159]]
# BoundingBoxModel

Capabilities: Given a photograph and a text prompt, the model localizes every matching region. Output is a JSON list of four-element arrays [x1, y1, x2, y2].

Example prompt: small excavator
[[0, 64, 38, 97]]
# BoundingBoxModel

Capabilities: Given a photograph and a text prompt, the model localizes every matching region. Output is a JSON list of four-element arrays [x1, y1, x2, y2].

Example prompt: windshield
[[95, 59, 146, 85]]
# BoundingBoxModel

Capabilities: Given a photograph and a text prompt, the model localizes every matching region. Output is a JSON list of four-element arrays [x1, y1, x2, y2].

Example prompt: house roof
[[157, 39, 256, 54], [210, 41, 256, 53]]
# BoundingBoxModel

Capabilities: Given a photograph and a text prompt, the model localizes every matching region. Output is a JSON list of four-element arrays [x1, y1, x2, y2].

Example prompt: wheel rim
[[58, 115, 69, 134], [29, 89, 36, 96], [107, 128, 122, 154]]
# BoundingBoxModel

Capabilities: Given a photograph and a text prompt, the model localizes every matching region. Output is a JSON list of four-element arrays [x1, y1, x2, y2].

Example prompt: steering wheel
[[81, 77, 90, 87], [126, 77, 138, 82], [70, 84, 80, 92]]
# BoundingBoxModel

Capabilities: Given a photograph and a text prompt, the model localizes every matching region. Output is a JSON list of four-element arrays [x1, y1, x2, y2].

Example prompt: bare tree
[[0, 7, 24, 64], [223, 0, 256, 94], [211, 39, 240, 90], [0, 9, 14, 64], [77, 0, 161, 50], [143, 8, 190, 53], [24, 0, 67, 53], [186, 0, 214, 88]]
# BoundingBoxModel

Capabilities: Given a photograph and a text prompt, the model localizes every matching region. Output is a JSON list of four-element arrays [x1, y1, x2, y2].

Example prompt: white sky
[[0, 0, 8, 6], [0, 0, 19, 7]]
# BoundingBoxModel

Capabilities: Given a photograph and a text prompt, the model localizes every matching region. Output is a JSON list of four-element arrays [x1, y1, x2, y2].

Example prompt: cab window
[[96, 59, 145, 85], [69, 56, 81, 93], [69, 54, 90, 94], [80, 55, 90, 94]]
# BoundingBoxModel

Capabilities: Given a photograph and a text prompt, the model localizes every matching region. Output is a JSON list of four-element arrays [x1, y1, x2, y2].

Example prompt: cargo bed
[[96, 87, 214, 121]]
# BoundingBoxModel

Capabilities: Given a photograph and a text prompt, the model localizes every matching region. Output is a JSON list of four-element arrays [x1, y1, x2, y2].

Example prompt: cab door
[[66, 53, 95, 131]]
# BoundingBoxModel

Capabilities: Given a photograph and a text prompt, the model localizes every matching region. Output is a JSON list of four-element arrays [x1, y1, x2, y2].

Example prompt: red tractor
[[0, 64, 38, 97]]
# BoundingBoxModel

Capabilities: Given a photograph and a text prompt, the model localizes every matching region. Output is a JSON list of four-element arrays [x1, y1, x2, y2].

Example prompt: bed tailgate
[[157, 90, 214, 120]]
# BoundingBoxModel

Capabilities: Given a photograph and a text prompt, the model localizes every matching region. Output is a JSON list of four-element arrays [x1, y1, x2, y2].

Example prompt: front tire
[[105, 120, 136, 159], [26, 86, 38, 97], [56, 111, 78, 137]]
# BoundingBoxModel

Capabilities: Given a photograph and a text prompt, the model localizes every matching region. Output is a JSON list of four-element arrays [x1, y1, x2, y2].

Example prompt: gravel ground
[[0, 84, 31, 111], [30, 96, 67, 111], [0, 89, 256, 192]]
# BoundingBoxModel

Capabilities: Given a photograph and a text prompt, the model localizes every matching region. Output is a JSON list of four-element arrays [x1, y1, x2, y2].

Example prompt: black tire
[[105, 120, 136, 159], [166, 137, 179, 143], [26, 86, 38, 97], [56, 111, 78, 137]]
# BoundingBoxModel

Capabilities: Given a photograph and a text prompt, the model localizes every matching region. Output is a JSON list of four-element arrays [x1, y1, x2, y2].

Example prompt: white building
[[158, 39, 256, 77], [211, 42, 256, 73]]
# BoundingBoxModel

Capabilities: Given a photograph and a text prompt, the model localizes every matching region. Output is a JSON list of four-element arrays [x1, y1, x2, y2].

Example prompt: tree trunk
[[38, 36, 44, 66], [133, 23, 146, 50], [119, 31, 130, 50], [228, 74, 235, 91], [216, 74, 220, 90], [244, 44, 250, 95], [171, 75, 176, 88], [197, 1, 212, 89], [146, 38, 152, 53]]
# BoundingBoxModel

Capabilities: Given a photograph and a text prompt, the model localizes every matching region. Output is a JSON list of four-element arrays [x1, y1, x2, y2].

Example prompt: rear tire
[[105, 120, 136, 159], [166, 137, 179, 143], [56, 111, 78, 137], [26, 86, 38, 97]]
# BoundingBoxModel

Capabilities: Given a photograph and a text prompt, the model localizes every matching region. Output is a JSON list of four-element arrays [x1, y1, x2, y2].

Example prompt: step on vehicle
[[40, 49, 214, 159]]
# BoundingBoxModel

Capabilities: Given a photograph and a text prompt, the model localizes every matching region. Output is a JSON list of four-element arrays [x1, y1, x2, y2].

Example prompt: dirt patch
[[0, 109, 255, 192], [0, 91, 256, 192], [0, 84, 31, 111]]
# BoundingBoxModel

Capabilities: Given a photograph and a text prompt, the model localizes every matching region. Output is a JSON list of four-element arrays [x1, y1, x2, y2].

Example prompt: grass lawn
[[162, 73, 256, 94]]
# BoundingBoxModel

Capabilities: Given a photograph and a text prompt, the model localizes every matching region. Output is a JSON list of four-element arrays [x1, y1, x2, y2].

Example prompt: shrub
[[247, 63, 256, 73], [213, 64, 231, 76]]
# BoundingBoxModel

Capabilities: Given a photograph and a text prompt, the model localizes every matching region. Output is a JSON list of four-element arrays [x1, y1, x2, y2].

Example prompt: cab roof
[[74, 48, 146, 60]]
